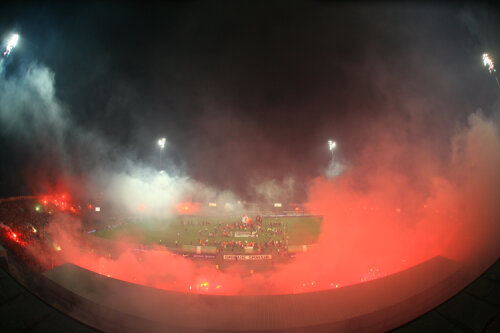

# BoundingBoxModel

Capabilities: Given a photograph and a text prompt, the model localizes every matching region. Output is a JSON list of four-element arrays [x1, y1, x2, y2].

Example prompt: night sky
[[0, 1, 499, 201]]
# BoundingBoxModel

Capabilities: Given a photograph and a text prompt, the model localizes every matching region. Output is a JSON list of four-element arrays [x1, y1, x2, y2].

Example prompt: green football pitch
[[93, 215, 322, 248]]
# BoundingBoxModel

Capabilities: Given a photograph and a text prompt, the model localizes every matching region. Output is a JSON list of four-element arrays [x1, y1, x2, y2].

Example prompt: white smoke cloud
[[0, 64, 67, 140], [325, 158, 344, 179], [0, 60, 248, 219], [251, 177, 296, 203], [98, 162, 251, 218]]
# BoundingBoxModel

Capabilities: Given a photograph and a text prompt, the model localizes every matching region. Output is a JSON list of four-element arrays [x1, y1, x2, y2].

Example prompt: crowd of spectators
[[0, 199, 50, 244], [179, 218, 289, 254], [213, 239, 288, 254], [0, 199, 57, 272]]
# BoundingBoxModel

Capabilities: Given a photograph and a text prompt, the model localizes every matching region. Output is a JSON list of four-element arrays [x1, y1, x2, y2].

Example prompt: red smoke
[[23, 112, 500, 295], [267, 112, 500, 291], [176, 202, 201, 215]]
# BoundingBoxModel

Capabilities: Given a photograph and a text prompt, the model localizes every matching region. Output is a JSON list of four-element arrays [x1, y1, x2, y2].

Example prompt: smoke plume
[[1, 3, 500, 296]]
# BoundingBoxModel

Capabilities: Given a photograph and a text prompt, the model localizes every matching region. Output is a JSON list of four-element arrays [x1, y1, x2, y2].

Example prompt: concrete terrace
[[0, 258, 498, 332]]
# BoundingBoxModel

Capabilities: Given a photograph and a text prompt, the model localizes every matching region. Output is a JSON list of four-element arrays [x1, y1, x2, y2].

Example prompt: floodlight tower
[[328, 140, 336, 156], [482, 53, 500, 90], [158, 137, 166, 171], [2, 33, 19, 58]]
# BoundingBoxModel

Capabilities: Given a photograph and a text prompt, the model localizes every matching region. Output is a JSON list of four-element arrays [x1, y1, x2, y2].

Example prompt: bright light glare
[[328, 140, 337, 151], [483, 53, 495, 73], [158, 137, 166, 149], [3, 33, 19, 57]]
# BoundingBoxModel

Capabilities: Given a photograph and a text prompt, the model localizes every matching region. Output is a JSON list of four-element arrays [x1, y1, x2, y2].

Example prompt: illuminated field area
[[92, 216, 322, 249]]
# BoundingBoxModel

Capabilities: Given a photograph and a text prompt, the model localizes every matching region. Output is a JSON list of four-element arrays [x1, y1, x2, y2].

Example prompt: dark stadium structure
[[1, 197, 498, 332]]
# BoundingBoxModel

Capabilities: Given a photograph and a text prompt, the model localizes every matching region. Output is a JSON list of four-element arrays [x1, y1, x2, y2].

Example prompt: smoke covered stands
[[42, 256, 463, 332], [1, 254, 499, 332]]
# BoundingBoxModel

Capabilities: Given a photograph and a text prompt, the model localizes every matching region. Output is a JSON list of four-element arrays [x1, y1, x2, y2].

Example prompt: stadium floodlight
[[482, 53, 500, 89], [157, 137, 167, 170], [2, 33, 19, 58], [328, 140, 336, 152], [158, 137, 166, 149], [483, 53, 495, 73]]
